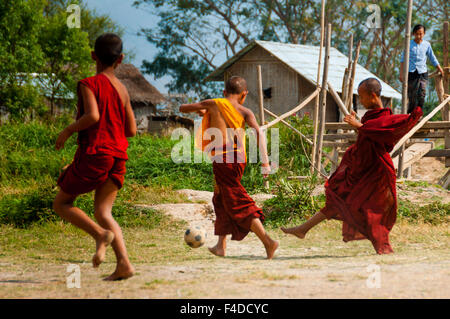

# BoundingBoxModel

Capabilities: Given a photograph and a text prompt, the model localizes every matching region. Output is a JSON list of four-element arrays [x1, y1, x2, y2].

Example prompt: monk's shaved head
[[358, 78, 382, 97], [94, 33, 123, 66], [225, 76, 248, 95]]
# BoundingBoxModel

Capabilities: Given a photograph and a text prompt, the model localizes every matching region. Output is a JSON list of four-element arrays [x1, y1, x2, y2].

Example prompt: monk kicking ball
[[53, 33, 137, 280], [282, 78, 423, 254], [179, 76, 279, 259]]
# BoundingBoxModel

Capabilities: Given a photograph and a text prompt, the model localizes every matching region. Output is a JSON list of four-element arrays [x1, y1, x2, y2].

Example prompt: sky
[[85, 0, 170, 93]]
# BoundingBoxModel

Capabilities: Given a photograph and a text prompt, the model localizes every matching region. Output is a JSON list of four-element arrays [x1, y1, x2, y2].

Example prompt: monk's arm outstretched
[[180, 100, 215, 116], [243, 109, 271, 175]]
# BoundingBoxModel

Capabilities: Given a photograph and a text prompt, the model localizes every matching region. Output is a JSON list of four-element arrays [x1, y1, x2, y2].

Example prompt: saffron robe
[[321, 106, 423, 254], [195, 98, 264, 240]]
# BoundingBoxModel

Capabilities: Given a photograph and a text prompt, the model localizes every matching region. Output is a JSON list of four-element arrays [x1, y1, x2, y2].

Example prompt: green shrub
[[0, 185, 56, 227], [263, 176, 323, 227]]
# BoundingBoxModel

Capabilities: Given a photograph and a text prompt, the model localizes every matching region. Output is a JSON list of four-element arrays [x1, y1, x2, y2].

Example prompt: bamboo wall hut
[[205, 41, 402, 122], [115, 63, 165, 131]]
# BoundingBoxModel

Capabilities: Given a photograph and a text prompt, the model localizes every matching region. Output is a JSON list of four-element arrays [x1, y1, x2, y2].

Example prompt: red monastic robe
[[321, 106, 423, 254]]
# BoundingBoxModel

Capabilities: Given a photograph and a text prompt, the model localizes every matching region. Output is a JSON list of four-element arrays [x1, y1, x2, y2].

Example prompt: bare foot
[[208, 245, 225, 257], [265, 240, 279, 259], [92, 230, 115, 268], [281, 226, 306, 239], [104, 261, 135, 281]]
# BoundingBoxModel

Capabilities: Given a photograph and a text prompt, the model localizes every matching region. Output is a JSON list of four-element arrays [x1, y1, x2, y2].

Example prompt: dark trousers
[[407, 70, 428, 114]]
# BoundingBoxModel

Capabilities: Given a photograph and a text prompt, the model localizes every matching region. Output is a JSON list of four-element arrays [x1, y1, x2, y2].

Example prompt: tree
[[0, 0, 47, 120], [38, 6, 92, 116]]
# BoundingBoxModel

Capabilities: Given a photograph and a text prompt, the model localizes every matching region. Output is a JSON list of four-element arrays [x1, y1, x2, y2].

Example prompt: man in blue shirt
[[400, 24, 444, 113]]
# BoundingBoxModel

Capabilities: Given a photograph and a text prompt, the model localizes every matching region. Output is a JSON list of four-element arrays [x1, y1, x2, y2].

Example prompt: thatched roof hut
[[115, 63, 165, 108]]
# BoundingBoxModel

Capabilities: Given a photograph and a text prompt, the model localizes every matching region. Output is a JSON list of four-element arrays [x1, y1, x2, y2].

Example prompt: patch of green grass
[[398, 200, 450, 225], [404, 180, 431, 188]]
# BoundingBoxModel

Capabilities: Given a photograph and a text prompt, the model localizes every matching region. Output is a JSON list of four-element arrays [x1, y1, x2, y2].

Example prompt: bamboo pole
[[436, 74, 445, 103], [390, 95, 450, 156], [341, 68, 349, 113], [397, 0, 413, 178], [344, 34, 353, 109], [345, 40, 361, 112], [443, 21, 450, 167], [261, 88, 320, 130], [316, 23, 332, 173], [257, 65, 265, 126], [310, 0, 326, 175], [327, 82, 351, 117], [257, 66, 269, 189], [264, 108, 313, 145]]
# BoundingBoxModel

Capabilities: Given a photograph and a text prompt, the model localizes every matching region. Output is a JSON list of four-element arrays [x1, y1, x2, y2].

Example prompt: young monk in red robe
[[53, 33, 137, 280], [180, 76, 279, 259], [282, 78, 423, 254]]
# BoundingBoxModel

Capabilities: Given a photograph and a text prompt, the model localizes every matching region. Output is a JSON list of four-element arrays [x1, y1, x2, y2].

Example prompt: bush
[[0, 185, 56, 227], [263, 176, 323, 227]]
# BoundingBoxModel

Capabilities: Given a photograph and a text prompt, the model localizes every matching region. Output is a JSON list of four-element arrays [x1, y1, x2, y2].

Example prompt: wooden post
[[344, 34, 353, 109], [311, 0, 326, 175], [257, 65, 269, 189], [346, 40, 361, 112], [398, 0, 413, 178], [443, 21, 450, 167], [316, 23, 332, 173], [341, 68, 349, 114], [327, 81, 351, 117], [257, 65, 265, 126]]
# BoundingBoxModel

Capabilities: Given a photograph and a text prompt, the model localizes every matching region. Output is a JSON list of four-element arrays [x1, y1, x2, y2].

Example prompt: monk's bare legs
[[281, 211, 327, 239], [53, 191, 115, 268], [209, 235, 227, 257], [94, 178, 134, 281], [250, 218, 278, 259]]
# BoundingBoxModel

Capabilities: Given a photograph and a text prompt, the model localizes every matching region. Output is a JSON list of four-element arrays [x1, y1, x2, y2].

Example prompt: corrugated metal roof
[[205, 40, 402, 100]]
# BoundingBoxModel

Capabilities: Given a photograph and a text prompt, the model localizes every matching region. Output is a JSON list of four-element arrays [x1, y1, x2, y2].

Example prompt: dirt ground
[[1, 186, 449, 299], [0, 157, 448, 299]]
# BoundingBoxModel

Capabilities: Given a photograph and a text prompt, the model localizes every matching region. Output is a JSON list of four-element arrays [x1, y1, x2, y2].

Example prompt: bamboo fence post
[[344, 34, 353, 109], [346, 40, 361, 112], [398, 0, 413, 178], [327, 81, 351, 117], [257, 65, 269, 189], [316, 23, 332, 173], [311, 0, 326, 175], [257, 65, 265, 126], [443, 22, 449, 167]]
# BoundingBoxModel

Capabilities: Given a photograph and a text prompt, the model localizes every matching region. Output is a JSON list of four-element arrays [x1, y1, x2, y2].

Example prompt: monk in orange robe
[[179, 76, 279, 259], [282, 78, 423, 254]]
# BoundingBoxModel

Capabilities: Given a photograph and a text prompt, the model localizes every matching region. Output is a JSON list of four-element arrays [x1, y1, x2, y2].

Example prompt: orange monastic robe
[[195, 98, 264, 240]]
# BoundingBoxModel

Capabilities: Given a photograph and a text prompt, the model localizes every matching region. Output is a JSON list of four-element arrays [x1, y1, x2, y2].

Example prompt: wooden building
[[115, 63, 165, 131], [205, 40, 402, 122]]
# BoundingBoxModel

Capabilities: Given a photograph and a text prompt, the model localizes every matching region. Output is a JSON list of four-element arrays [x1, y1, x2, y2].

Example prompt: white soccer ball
[[184, 226, 207, 248]]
